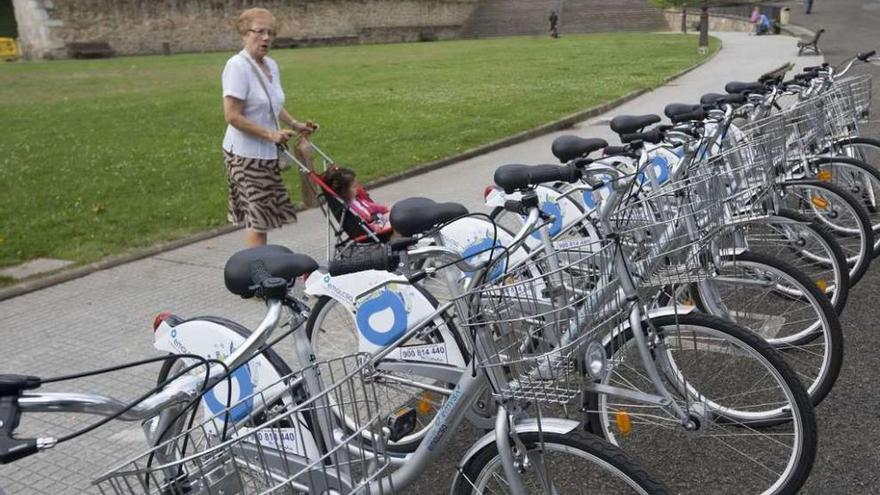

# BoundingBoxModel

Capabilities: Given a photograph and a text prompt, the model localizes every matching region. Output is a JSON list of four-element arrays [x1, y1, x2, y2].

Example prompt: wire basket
[[730, 113, 787, 147], [782, 97, 828, 161], [838, 73, 872, 121], [612, 146, 772, 288], [93, 354, 393, 495], [724, 114, 787, 184], [822, 85, 865, 139], [457, 235, 623, 406]]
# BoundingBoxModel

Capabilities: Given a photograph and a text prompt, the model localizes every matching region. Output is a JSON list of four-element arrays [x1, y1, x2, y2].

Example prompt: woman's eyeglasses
[[248, 28, 276, 38]]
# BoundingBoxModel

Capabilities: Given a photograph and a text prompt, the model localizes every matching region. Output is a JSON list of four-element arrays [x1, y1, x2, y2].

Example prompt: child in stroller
[[321, 167, 393, 241]]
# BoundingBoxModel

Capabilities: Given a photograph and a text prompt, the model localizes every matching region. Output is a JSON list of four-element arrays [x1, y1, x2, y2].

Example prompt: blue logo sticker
[[638, 155, 670, 185], [356, 289, 409, 346], [203, 365, 254, 423], [462, 237, 506, 281], [528, 200, 563, 239], [583, 189, 597, 209]]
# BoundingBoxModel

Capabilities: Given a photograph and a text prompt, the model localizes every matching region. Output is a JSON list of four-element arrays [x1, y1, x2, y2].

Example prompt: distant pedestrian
[[805, 0, 814, 14], [221, 8, 319, 248], [549, 11, 559, 38], [756, 13, 772, 35]]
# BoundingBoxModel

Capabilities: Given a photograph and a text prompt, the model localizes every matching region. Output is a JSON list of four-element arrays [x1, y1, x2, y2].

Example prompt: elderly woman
[[222, 7, 318, 247]]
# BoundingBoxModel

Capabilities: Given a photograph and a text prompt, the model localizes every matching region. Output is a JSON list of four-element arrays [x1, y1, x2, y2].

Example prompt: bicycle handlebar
[[858, 50, 876, 62], [620, 128, 665, 144], [328, 248, 401, 276], [670, 108, 707, 124], [3, 298, 286, 464]]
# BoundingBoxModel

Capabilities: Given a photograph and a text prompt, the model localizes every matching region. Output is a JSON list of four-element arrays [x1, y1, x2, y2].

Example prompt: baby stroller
[[283, 142, 393, 259]]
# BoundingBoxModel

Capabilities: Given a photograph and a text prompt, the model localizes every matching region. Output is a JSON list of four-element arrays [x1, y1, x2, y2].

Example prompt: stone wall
[[663, 8, 755, 33], [12, 0, 480, 59], [462, 0, 667, 38]]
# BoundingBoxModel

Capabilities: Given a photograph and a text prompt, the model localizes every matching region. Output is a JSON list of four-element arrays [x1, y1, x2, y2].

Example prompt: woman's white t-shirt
[[221, 50, 286, 160]]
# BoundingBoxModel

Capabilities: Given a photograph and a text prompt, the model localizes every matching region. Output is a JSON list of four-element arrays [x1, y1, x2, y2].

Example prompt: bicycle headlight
[[585, 340, 607, 380]]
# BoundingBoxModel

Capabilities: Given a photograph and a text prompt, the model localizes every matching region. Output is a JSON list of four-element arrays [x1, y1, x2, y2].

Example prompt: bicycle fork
[[603, 243, 693, 426]]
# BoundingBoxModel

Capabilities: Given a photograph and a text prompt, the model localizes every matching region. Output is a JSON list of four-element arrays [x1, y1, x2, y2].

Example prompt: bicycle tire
[[812, 155, 880, 255], [305, 292, 467, 453], [585, 313, 817, 495], [779, 179, 873, 284], [721, 210, 850, 313], [452, 429, 671, 495], [697, 251, 843, 405]]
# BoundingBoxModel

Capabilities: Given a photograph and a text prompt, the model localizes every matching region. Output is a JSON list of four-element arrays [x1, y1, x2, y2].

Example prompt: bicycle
[[1, 243, 671, 494]]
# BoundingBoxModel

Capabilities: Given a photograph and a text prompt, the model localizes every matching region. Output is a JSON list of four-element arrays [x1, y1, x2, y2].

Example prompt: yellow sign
[[0, 38, 19, 60]]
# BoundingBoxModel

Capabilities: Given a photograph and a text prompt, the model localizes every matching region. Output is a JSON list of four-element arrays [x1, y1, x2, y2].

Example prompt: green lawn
[[0, 33, 718, 269]]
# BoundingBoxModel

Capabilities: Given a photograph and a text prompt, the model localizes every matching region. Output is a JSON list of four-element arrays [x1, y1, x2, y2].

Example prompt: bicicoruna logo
[[583, 176, 613, 210], [528, 200, 563, 239], [203, 365, 254, 423], [356, 289, 408, 346], [638, 155, 670, 185], [462, 236, 506, 281]]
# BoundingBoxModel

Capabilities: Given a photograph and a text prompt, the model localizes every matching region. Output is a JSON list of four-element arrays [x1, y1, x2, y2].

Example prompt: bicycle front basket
[[92, 353, 393, 495]]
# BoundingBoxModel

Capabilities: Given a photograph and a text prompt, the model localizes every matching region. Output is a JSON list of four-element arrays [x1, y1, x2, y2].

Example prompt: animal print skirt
[[223, 150, 298, 233]]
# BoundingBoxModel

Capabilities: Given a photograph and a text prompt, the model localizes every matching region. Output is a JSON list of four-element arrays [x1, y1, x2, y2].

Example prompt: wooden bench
[[797, 29, 824, 56], [66, 42, 115, 59]]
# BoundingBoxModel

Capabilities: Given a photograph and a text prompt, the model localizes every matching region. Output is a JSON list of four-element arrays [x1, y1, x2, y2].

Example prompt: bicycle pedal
[[386, 407, 417, 442]]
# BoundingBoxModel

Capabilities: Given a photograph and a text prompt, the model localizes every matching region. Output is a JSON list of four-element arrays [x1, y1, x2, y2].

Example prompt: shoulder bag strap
[[242, 53, 281, 131]]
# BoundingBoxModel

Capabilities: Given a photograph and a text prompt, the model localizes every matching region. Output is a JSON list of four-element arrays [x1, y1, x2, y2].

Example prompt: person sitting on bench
[[322, 167, 391, 234], [754, 11, 772, 35]]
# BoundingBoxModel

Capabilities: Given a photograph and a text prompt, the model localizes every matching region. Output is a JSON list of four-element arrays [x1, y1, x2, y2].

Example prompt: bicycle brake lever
[[0, 396, 38, 464]]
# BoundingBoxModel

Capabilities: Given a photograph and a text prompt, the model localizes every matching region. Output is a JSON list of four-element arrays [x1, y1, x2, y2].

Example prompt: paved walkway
[[772, 3, 880, 493], [0, 32, 825, 494]]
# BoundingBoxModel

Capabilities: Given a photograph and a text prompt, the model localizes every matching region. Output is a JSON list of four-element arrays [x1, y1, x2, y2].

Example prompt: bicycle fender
[[152, 318, 321, 459], [642, 305, 696, 319], [153, 319, 288, 418], [600, 305, 697, 349], [483, 185, 586, 250], [448, 418, 580, 494]]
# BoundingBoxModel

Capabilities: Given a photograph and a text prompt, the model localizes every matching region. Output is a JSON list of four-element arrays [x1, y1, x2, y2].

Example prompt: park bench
[[797, 28, 824, 56], [66, 41, 115, 59]]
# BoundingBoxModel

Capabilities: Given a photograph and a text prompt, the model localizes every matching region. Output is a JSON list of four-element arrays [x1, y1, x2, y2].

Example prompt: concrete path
[[0, 32, 825, 494]]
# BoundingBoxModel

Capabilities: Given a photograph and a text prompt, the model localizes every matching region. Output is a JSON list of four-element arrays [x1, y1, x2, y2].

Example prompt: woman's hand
[[270, 129, 297, 144], [293, 120, 320, 136]]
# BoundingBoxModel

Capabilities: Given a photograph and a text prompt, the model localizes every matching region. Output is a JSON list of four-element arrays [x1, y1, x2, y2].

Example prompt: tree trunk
[[681, 6, 687, 33], [698, 0, 709, 53]]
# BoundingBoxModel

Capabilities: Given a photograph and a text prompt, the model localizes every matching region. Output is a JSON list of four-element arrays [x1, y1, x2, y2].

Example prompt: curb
[[0, 224, 239, 301], [779, 23, 815, 39], [0, 37, 721, 303]]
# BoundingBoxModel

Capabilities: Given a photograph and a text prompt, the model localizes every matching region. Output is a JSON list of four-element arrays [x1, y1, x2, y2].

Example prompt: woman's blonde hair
[[237, 8, 276, 35]]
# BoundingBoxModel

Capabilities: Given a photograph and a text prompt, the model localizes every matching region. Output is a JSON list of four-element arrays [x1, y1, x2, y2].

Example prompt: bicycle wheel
[[832, 136, 880, 186], [722, 210, 849, 313], [452, 429, 670, 495], [813, 155, 880, 255], [695, 251, 843, 405], [779, 179, 873, 282], [586, 313, 817, 495], [305, 293, 467, 453]]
